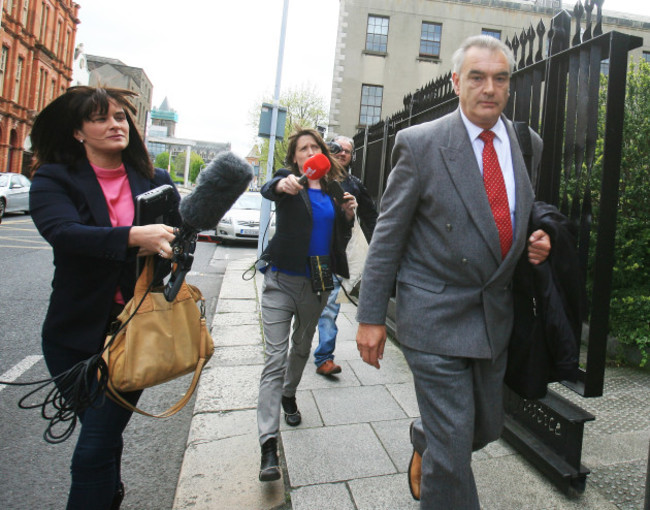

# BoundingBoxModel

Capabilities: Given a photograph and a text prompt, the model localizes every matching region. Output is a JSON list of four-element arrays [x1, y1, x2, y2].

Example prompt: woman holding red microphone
[[256, 127, 356, 482]]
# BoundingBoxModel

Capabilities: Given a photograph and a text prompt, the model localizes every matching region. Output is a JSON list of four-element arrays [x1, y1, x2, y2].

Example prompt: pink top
[[91, 162, 134, 304]]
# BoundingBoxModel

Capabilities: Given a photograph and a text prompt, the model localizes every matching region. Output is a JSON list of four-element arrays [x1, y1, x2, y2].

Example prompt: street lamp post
[[257, 0, 289, 265]]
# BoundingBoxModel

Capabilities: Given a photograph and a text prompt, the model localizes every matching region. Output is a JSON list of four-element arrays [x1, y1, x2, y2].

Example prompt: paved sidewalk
[[173, 257, 649, 510]]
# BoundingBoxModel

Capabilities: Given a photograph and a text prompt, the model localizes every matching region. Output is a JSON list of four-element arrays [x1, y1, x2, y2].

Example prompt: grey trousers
[[257, 270, 329, 445], [402, 345, 507, 510]]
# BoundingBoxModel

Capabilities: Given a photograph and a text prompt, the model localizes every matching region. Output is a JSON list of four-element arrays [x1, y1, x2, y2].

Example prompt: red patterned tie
[[479, 130, 512, 259]]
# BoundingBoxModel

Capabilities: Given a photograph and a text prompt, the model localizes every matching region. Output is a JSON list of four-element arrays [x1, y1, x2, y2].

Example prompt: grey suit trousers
[[257, 270, 329, 445], [402, 345, 507, 509]]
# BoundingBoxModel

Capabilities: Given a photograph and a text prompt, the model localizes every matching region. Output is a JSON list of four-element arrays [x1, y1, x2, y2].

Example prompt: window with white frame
[[482, 29, 502, 40], [359, 84, 383, 126], [22, 0, 29, 26], [420, 22, 442, 58], [0, 47, 8, 97], [366, 15, 389, 53], [14, 57, 24, 102]]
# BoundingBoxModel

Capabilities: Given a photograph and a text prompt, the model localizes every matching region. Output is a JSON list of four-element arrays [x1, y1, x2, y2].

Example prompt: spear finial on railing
[[584, 0, 594, 41], [593, 0, 603, 36], [573, 1, 584, 46], [536, 20, 546, 62], [527, 25, 535, 66], [511, 34, 520, 71]]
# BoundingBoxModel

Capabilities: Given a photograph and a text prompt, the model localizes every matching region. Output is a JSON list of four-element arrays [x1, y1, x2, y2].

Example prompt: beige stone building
[[85, 54, 152, 135], [328, 0, 650, 138]]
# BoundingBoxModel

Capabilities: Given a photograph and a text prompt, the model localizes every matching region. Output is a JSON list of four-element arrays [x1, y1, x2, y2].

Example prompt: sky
[[74, 0, 648, 158]]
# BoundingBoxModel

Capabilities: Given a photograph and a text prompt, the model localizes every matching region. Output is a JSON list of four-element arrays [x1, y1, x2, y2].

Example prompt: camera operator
[[313, 135, 378, 376]]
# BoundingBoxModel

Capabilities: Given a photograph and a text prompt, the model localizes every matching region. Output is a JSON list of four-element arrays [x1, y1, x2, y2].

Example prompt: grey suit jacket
[[356, 109, 542, 361]]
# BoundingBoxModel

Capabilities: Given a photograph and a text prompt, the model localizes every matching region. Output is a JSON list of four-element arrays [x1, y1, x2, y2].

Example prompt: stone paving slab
[[313, 385, 407, 426], [294, 360, 361, 391], [186, 409, 258, 445], [385, 381, 420, 417], [371, 417, 415, 472], [212, 345, 265, 367], [173, 433, 285, 510], [291, 482, 355, 510], [214, 297, 258, 313], [211, 323, 262, 347], [212, 311, 260, 326], [280, 389, 324, 431], [348, 355, 414, 386], [282, 423, 397, 486], [349, 473, 420, 510], [194, 364, 262, 413], [473, 455, 618, 510]]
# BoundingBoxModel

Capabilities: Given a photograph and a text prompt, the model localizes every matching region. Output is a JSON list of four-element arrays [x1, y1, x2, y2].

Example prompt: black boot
[[281, 395, 302, 426], [259, 438, 281, 482]]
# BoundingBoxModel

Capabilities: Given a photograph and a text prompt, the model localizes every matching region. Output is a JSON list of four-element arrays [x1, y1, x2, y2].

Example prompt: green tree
[[154, 151, 171, 171], [253, 84, 329, 184], [173, 151, 205, 184]]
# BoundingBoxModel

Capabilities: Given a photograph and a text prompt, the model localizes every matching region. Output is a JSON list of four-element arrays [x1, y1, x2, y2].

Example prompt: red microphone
[[298, 153, 331, 185]]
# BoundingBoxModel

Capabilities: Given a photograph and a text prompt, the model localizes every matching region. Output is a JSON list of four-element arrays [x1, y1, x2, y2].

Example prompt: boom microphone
[[164, 152, 253, 301], [298, 153, 331, 185], [179, 151, 254, 231]]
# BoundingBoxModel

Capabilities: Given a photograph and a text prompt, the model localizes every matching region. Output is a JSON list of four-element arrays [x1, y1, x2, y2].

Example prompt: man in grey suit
[[355, 35, 551, 508]]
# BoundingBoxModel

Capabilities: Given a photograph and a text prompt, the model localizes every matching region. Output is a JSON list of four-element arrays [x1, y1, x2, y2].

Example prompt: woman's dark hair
[[284, 128, 347, 186], [30, 86, 154, 178]]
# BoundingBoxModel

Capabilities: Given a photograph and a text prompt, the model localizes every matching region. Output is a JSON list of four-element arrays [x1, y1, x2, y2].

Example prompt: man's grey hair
[[333, 135, 354, 152], [451, 35, 515, 75]]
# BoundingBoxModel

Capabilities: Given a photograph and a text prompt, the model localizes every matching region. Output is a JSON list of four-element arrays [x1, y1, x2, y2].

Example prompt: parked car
[[0, 172, 31, 222], [215, 191, 275, 243]]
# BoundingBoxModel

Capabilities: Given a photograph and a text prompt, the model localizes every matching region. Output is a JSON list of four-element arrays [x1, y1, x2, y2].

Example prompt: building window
[[482, 29, 502, 40], [40, 3, 49, 42], [359, 84, 383, 126], [50, 78, 56, 102], [55, 20, 62, 54], [22, 0, 29, 26], [366, 15, 389, 53], [643, 51, 650, 63], [14, 57, 24, 102], [420, 22, 442, 58], [0, 47, 8, 97]]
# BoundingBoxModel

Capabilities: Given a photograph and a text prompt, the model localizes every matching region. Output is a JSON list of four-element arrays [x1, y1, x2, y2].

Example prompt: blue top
[[272, 188, 335, 277]]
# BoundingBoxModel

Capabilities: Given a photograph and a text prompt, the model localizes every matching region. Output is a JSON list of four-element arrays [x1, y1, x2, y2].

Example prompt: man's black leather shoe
[[259, 438, 281, 482], [282, 395, 302, 426]]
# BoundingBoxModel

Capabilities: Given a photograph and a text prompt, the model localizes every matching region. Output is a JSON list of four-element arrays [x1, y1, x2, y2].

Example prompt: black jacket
[[30, 159, 181, 355], [506, 202, 585, 399], [260, 168, 351, 278], [341, 172, 378, 243]]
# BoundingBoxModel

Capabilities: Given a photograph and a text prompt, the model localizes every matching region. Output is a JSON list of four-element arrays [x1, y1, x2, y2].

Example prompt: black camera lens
[[327, 141, 342, 154]]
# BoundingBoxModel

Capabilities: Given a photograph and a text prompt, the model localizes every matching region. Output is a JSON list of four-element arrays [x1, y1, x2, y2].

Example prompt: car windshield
[[234, 193, 262, 210], [0, 175, 8, 187]]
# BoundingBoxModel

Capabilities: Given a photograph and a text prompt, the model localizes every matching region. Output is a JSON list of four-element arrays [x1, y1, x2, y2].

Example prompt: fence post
[[538, 9, 571, 204]]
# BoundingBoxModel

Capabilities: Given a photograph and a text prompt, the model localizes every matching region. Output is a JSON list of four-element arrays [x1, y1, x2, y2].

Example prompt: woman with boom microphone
[[29, 86, 181, 509], [257, 127, 357, 482]]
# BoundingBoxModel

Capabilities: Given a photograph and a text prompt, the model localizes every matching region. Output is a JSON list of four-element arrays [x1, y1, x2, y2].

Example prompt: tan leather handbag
[[102, 256, 214, 417]]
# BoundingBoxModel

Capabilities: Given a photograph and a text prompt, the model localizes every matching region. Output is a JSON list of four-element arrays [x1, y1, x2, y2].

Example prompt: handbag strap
[[106, 317, 211, 418]]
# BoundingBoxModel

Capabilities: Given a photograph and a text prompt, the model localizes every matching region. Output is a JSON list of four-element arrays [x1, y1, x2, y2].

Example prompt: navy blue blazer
[[30, 159, 181, 355], [260, 168, 351, 278]]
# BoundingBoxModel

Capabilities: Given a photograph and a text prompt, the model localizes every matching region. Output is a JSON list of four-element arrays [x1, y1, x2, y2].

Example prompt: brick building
[[1, 0, 79, 174]]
